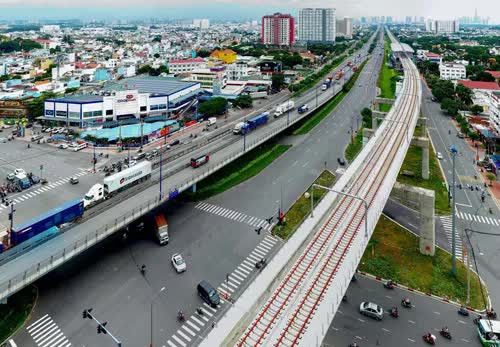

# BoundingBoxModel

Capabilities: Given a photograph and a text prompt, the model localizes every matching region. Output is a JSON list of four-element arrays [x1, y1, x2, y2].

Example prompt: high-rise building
[[261, 13, 295, 46], [405, 16, 412, 24], [426, 19, 459, 33], [298, 8, 336, 44], [336, 17, 353, 39], [386, 16, 393, 23], [361, 17, 366, 24], [193, 19, 210, 29]]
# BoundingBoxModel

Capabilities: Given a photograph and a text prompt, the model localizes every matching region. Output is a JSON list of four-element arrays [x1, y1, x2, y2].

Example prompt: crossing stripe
[[177, 329, 192, 341], [221, 283, 235, 292], [181, 325, 196, 336], [167, 340, 178, 347], [232, 270, 247, 280], [190, 315, 205, 326], [172, 334, 186, 347], [186, 320, 201, 331], [237, 265, 251, 275], [203, 302, 217, 312]]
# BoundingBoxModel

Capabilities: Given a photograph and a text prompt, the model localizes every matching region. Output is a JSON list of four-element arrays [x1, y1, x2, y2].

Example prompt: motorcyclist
[[178, 309, 185, 320], [140, 264, 146, 275], [402, 297, 411, 306]]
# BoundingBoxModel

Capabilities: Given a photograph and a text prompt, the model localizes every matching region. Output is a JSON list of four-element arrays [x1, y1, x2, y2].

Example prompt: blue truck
[[10, 199, 84, 245], [241, 112, 269, 134], [15, 173, 31, 190]]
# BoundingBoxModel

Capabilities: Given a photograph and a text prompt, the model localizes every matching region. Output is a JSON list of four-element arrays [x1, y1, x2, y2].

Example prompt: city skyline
[[0, 0, 498, 23]]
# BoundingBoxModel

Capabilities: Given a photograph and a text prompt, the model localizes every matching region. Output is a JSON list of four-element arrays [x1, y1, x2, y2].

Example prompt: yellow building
[[40, 58, 54, 70], [210, 49, 237, 64]]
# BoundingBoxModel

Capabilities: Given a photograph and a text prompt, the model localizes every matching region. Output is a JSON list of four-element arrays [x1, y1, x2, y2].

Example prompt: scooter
[[423, 333, 436, 345], [390, 307, 399, 318], [440, 329, 452, 339], [458, 306, 469, 316], [255, 258, 267, 269], [178, 311, 185, 322], [401, 299, 412, 308], [383, 280, 394, 289]]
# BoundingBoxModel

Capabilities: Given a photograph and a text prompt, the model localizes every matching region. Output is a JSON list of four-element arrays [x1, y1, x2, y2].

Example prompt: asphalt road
[[323, 275, 481, 347], [421, 81, 500, 307], [9, 33, 386, 347]]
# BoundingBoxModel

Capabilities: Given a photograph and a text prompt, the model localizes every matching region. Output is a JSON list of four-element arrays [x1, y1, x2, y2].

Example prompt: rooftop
[[169, 57, 205, 64], [457, 80, 500, 91], [46, 95, 104, 103], [102, 76, 200, 95], [390, 42, 414, 54], [486, 70, 500, 79]]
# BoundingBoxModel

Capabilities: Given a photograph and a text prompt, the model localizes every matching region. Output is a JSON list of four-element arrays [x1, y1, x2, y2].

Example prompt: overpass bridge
[[199, 30, 422, 346], [0, 33, 380, 303]]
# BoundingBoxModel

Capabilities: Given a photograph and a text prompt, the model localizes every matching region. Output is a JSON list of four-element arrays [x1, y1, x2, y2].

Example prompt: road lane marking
[[382, 328, 390, 333], [408, 338, 415, 343], [433, 311, 440, 315], [167, 340, 177, 347], [177, 328, 192, 340], [461, 338, 470, 342], [385, 295, 392, 299], [458, 320, 466, 324], [408, 320, 415, 324], [172, 335, 186, 346], [357, 318, 365, 323]]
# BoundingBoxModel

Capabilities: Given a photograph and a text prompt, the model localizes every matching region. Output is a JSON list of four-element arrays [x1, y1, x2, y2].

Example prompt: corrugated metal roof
[[102, 76, 200, 95]]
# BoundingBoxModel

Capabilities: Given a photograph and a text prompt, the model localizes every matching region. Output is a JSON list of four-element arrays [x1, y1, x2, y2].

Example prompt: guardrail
[[0, 38, 375, 302]]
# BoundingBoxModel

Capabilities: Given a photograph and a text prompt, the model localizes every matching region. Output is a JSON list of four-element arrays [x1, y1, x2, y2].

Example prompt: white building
[[298, 8, 336, 44], [336, 17, 353, 39], [40, 25, 60, 34], [193, 19, 210, 29], [489, 91, 500, 134], [168, 58, 207, 75], [190, 67, 228, 91], [439, 63, 466, 80], [226, 62, 254, 80], [425, 19, 459, 33]]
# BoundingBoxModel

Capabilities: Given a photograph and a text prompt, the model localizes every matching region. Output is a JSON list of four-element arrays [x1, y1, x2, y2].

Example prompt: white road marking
[[408, 338, 415, 343], [172, 335, 186, 347], [176, 329, 192, 341], [408, 320, 415, 324], [382, 328, 390, 333]]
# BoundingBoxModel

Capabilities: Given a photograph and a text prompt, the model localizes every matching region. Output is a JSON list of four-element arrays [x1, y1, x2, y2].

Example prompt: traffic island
[[0, 286, 37, 345], [272, 170, 335, 240], [359, 215, 488, 310]]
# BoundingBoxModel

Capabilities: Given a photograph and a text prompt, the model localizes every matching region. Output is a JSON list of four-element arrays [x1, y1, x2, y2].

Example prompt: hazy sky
[[0, 0, 498, 22]]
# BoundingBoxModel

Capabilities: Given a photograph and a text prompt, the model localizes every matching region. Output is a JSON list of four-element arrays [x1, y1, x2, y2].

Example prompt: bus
[[478, 319, 500, 346]]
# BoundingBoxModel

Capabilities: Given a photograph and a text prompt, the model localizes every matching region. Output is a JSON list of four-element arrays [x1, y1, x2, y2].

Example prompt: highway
[[7, 31, 385, 347], [199, 29, 422, 346]]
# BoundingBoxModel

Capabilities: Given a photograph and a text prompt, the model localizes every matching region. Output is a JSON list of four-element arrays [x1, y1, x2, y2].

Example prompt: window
[[45, 110, 54, 116], [83, 111, 102, 118], [150, 104, 159, 110], [68, 111, 80, 119], [55, 110, 67, 117], [106, 109, 113, 115], [140, 106, 147, 112]]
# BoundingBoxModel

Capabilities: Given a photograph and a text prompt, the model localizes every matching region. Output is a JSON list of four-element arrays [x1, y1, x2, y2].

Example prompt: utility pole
[[82, 308, 122, 347], [450, 146, 458, 275], [159, 151, 163, 200], [150, 287, 165, 347], [8, 204, 15, 231]]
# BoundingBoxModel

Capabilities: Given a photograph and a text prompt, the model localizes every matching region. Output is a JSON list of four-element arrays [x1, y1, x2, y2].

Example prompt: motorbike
[[383, 280, 394, 289], [401, 298, 412, 308], [178, 310, 185, 322], [487, 309, 497, 319], [255, 258, 267, 269], [423, 333, 436, 345], [474, 316, 481, 325], [458, 306, 469, 316], [196, 307, 204, 315], [390, 307, 399, 318], [440, 328, 452, 339], [41, 178, 48, 185]]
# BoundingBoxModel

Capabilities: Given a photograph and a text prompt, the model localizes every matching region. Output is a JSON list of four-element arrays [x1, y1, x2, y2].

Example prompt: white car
[[437, 152, 443, 160], [14, 168, 26, 176], [171, 253, 186, 273]]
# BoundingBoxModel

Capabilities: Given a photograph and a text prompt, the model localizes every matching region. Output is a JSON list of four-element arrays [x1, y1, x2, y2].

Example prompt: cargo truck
[[233, 122, 246, 134], [274, 101, 295, 118], [15, 173, 31, 190], [235, 112, 269, 135], [83, 161, 152, 207], [154, 214, 169, 245], [191, 154, 210, 168], [321, 79, 332, 91]]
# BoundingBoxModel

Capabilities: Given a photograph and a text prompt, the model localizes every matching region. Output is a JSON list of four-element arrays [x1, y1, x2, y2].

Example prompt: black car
[[197, 280, 220, 308], [337, 157, 346, 166]]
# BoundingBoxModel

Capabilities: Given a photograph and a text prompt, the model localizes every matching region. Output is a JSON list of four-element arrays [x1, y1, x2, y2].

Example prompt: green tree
[[455, 84, 473, 106], [138, 64, 152, 75], [152, 35, 162, 43], [440, 98, 459, 116], [154, 53, 160, 58], [470, 105, 483, 115], [471, 71, 496, 82], [431, 80, 454, 102], [361, 107, 373, 126], [271, 73, 285, 91], [233, 94, 253, 109], [199, 97, 228, 117], [486, 173, 497, 186], [26, 92, 58, 121], [197, 50, 211, 58]]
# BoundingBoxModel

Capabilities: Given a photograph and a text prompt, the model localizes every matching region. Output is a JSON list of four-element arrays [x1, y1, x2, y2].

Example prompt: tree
[[361, 107, 372, 126], [152, 35, 162, 43], [440, 98, 459, 116], [154, 53, 160, 58], [471, 71, 496, 82], [431, 80, 454, 102], [470, 105, 483, 115], [455, 84, 473, 106], [199, 97, 228, 117], [271, 73, 285, 91], [26, 92, 58, 121], [486, 173, 497, 186], [197, 50, 211, 58], [233, 94, 253, 109]]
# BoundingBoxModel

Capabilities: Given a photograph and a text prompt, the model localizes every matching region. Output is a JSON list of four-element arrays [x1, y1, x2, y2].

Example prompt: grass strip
[[0, 286, 37, 345], [345, 126, 365, 162], [273, 170, 335, 240], [360, 215, 487, 309], [377, 36, 398, 99], [182, 142, 291, 201]]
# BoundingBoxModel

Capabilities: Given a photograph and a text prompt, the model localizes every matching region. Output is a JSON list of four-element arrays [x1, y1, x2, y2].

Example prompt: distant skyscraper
[[426, 19, 459, 33], [298, 8, 336, 44], [193, 19, 210, 29], [361, 17, 366, 24], [261, 13, 295, 46], [336, 17, 353, 39], [405, 16, 412, 24]]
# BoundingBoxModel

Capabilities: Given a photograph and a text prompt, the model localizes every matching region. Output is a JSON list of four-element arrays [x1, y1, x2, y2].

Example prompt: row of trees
[[137, 64, 169, 76], [288, 57, 344, 94], [0, 38, 42, 53]]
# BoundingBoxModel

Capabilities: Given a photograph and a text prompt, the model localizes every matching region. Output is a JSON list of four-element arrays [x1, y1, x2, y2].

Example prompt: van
[[207, 117, 216, 126], [73, 143, 87, 152], [197, 280, 220, 307]]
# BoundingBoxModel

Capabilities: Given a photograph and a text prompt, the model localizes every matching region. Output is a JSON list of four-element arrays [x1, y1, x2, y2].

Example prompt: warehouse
[[43, 76, 201, 127]]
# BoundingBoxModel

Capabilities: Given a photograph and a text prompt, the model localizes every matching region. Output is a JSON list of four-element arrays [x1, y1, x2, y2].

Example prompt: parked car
[[14, 168, 26, 176], [30, 175, 40, 184], [70, 177, 79, 184], [359, 302, 384, 320], [6, 173, 15, 181], [171, 253, 187, 273]]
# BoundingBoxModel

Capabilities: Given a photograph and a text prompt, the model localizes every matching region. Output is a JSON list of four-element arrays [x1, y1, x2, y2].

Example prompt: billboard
[[259, 61, 282, 74], [114, 90, 139, 116]]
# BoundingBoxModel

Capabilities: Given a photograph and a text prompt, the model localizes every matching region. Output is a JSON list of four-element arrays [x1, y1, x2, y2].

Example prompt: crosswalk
[[455, 211, 500, 226], [0, 170, 89, 211], [166, 234, 279, 347], [26, 314, 71, 347], [439, 216, 466, 261], [195, 202, 275, 232]]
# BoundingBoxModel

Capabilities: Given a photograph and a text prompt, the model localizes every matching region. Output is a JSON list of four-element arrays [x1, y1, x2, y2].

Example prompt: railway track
[[237, 56, 420, 347]]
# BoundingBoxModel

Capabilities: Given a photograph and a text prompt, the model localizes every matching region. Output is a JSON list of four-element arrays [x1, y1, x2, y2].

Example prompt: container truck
[[154, 214, 169, 245], [84, 161, 152, 207], [242, 112, 269, 133], [233, 122, 246, 134], [274, 101, 295, 118], [191, 154, 210, 168], [321, 79, 332, 91]]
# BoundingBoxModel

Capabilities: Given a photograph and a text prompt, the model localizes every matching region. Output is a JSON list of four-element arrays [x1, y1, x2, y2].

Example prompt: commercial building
[[190, 67, 228, 91], [0, 98, 32, 119], [168, 58, 207, 75], [426, 19, 459, 33], [193, 19, 210, 29], [489, 91, 500, 135], [43, 77, 201, 127], [336, 17, 353, 38], [261, 13, 295, 46], [298, 8, 336, 44], [439, 63, 466, 80]]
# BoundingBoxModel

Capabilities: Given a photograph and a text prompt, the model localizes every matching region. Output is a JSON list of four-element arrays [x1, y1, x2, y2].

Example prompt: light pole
[[93, 144, 96, 173], [82, 308, 122, 347], [150, 286, 166, 347], [159, 151, 163, 200], [450, 145, 458, 275]]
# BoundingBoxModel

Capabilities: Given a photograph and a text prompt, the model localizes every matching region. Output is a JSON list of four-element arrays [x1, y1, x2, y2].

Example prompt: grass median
[[182, 142, 291, 201], [359, 215, 487, 309], [0, 286, 37, 345], [378, 36, 398, 99], [273, 170, 335, 240]]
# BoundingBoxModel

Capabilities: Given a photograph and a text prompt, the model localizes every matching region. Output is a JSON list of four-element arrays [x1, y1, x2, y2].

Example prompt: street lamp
[[159, 151, 163, 200], [150, 286, 166, 347], [450, 145, 458, 275]]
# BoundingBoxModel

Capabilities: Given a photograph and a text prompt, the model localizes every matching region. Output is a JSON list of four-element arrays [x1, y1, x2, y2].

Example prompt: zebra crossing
[[0, 170, 89, 210], [439, 216, 466, 261], [195, 202, 275, 232], [26, 314, 71, 347], [455, 211, 500, 226], [166, 234, 279, 347]]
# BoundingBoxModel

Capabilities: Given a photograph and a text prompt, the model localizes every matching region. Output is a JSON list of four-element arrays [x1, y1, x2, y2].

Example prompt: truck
[[335, 71, 343, 80], [233, 122, 246, 134], [242, 112, 269, 133], [84, 161, 152, 207], [298, 104, 309, 114], [15, 173, 31, 190], [154, 214, 169, 245], [347, 61, 353, 67], [10, 199, 84, 246], [191, 154, 210, 168], [321, 79, 332, 91], [274, 101, 295, 118]]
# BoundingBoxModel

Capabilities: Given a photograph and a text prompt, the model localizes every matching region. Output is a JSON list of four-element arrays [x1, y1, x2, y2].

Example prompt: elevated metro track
[[200, 30, 421, 346], [0, 33, 379, 302]]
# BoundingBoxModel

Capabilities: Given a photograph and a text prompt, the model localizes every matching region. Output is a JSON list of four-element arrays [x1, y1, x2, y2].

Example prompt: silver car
[[359, 302, 384, 320]]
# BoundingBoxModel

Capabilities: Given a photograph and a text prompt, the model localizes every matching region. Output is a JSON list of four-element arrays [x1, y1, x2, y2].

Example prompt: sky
[[0, 0, 498, 23]]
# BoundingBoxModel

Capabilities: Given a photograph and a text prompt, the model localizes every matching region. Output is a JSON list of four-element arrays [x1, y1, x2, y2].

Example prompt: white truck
[[233, 121, 246, 134], [274, 100, 295, 118], [83, 161, 152, 208], [154, 214, 169, 245]]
